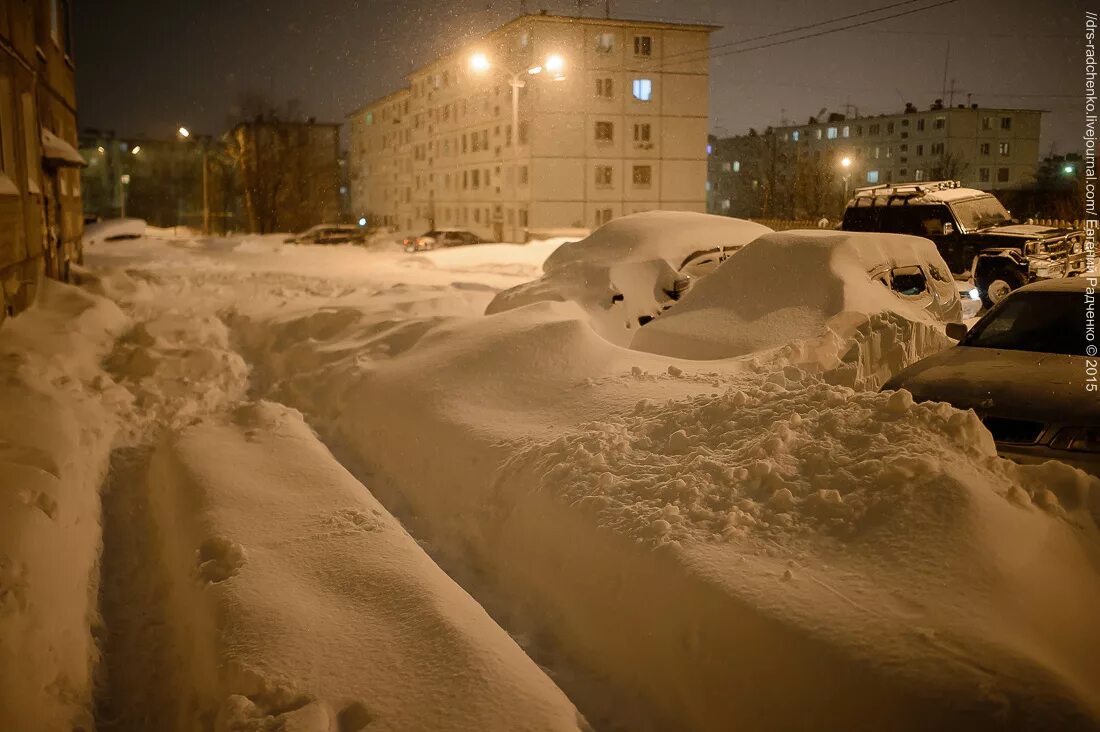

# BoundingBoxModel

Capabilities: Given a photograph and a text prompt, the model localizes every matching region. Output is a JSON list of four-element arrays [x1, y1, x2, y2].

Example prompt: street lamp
[[469, 50, 566, 242], [179, 124, 211, 235], [839, 156, 852, 203]]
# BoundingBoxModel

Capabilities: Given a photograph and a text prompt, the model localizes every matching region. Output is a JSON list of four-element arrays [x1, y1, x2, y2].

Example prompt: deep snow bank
[[633, 230, 957, 389], [0, 281, 130, 731], [234, 295, 1100, 730], [147, 401, 588, 731]]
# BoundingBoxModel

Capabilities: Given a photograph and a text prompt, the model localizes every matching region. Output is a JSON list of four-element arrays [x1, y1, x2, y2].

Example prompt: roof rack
[[852, 180, 961, 199]]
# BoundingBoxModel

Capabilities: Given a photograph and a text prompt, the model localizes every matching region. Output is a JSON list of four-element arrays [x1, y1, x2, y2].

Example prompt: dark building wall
[[0, 0, 82, 318]]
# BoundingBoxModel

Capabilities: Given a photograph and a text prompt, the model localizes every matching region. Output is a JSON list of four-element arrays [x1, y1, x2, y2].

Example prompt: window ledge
[[0, 175, 19, 197]]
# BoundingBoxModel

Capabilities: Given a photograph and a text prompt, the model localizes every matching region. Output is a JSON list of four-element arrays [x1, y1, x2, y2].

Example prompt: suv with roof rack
[[840, 180, 1085, 308]]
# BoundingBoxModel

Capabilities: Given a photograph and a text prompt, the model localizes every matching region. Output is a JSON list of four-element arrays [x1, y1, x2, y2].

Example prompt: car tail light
[[1050, 427, 1100, 452]]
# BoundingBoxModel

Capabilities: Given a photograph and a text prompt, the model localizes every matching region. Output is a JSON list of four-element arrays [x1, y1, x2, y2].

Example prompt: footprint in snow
[[196, 536, 246, 584]]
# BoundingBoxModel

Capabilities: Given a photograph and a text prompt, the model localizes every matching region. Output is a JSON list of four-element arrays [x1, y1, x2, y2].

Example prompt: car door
[[918, 205, 972, 277]]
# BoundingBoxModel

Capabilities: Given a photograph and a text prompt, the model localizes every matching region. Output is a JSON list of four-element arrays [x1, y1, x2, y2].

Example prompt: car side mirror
[[946, 322, 968, 342], [942, 222, 955, 236]]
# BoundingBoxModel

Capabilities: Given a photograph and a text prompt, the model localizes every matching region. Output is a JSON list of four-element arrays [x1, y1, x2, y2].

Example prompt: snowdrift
[[0, 281, 130, 731], [486, 212, 772, 345], [231, 294, 1100, 730], [633, 230, 958, 389], [146, 401, 588, 731]]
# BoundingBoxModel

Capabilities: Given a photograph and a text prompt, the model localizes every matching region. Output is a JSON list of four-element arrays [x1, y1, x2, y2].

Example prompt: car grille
[[981, 416, 1045, 445]]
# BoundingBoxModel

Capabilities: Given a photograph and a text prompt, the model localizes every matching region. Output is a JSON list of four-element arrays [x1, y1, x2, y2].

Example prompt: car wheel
[[978, 268, 1027, 309]]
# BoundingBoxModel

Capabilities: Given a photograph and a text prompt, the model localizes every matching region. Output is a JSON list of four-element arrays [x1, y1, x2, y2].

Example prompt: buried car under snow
[[884, 277, 1100, 480], [484, 211, 773, 345], [631, 230, 962, 389]]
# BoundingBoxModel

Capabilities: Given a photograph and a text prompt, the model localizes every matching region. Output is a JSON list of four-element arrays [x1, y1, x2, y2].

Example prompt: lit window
[[866, 170, 880, 183], [791, 131, 800, 141], [732, 160, 741, 172], [815, 129, 823, 140], [827, 127, 838, 139], [842, 126, 850, 138], [596, 33, 614, 53], [999, 142, 1011, 156], [632, 78, 653, 101], [706, 143, 713, 154], [365, 112, 373, 125]]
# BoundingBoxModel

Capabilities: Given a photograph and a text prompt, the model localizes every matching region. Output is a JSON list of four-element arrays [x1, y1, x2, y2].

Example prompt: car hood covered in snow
[[885, 345, 1097, 425]]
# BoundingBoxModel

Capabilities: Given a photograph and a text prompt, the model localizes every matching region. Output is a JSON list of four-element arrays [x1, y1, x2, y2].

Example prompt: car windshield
[[949, 196, 1012, 230], [963, 291, 1087, 355]]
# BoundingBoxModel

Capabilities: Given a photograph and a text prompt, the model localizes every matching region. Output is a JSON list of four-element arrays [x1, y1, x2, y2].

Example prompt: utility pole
[[201, 143, 210, 235], [940, 41, 950, 104]]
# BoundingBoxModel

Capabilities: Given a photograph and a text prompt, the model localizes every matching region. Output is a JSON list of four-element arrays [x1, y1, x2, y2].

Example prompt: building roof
[[346, 12, 720, 117]]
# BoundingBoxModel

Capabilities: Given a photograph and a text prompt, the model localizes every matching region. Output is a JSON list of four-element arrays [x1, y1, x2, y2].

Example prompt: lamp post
[[469, 51, 565, 243], [839, 156, 852, 214], [179, 126, 211, 235]]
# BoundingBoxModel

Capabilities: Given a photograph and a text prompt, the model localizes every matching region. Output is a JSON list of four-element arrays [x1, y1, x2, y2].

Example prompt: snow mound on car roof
[[540, 211, 772, 272], [631, 230, 954, 387], [485, 212, 772, 345]]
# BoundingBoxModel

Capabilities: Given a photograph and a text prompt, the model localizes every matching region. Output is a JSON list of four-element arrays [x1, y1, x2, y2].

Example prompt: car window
[[889, 266, 929, 297], [949, 196, 1012, 231], [963, 291, 1086, 355]]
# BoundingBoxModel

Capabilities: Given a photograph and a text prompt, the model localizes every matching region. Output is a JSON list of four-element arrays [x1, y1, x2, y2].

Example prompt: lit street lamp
[[839, 156, 852, 203], [179, 124, 211, 235], [469, 51, 566, 242]]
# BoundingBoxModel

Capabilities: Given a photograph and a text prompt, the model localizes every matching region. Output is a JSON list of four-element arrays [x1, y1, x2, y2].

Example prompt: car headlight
[[967, 288, 980, 301], [1050, 426, 1100, 452], [1024, 240, 1047, 256]]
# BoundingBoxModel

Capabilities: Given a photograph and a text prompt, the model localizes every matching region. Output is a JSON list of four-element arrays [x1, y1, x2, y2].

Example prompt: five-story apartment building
[[348, 13, 717, 241]]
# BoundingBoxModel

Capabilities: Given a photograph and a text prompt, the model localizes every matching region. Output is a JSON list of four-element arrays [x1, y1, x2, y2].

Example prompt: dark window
[[634, 36, 652, 56], [964, 292, 1087, 355]]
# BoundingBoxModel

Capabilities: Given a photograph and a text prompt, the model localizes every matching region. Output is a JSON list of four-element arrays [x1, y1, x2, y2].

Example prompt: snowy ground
[[1, 227, 1098, 731]]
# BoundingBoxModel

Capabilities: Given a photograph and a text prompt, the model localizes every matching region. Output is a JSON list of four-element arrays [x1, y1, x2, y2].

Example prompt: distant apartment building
[[347, 13, 717, 241], [1, 0, 84, 317], [229, 119, 342, 234], [709, 101, 1044, 219]]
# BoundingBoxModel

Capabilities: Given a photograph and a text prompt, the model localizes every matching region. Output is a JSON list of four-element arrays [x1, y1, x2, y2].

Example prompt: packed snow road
[[1, 225, 1098, 731]]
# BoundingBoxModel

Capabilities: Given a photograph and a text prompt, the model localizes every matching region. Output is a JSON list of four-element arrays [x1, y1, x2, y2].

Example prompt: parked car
[[403, 229, 485, 252], [841, 180, 1085, 308], [883, 277, 1099, 477], [286, 225, 366, 245]]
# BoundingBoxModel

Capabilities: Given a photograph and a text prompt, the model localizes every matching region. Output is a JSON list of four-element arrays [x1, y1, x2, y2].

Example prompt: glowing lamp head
[[358, 217, 367, 227], [131, 145, 141, 155], [469, 52, 491, 73], [1064, 164, 1076, 175], [840, 157, 852, 169], [178, 126, 191, 138], [544, 54, 564, 74]]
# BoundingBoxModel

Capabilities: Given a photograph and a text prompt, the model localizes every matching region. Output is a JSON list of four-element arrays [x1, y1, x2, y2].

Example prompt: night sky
[[75, 0, 1085, 153]]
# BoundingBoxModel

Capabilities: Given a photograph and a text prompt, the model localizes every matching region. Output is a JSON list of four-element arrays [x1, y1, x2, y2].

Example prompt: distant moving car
[[884, 278, 1099, 476], [404, 229, 485, 252], [841, 180, 1085, 308], [286, 225, 366, 245]]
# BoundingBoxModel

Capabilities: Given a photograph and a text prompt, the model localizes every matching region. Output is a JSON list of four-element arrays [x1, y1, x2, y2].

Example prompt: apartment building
[[1, 0, 84, 317], [710, 101, 1044, 219], [347, 13, 717, 241]]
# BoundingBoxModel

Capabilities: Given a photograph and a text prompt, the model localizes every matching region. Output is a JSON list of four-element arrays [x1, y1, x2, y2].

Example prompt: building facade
[[347, 14, 717, 241], [229, 119, 342, 234], [1, 0, 84, 317], [709, 102, 1044, 220]]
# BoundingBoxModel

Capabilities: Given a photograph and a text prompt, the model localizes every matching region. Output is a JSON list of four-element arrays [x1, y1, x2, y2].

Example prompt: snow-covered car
[[884, 277, 1100, 477], [403, 229, 485, 252], [285, 225, 366, 245], [485, 211, 773, 345], [631, 230, 961, 388], [841, 180, 1086, 307]]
